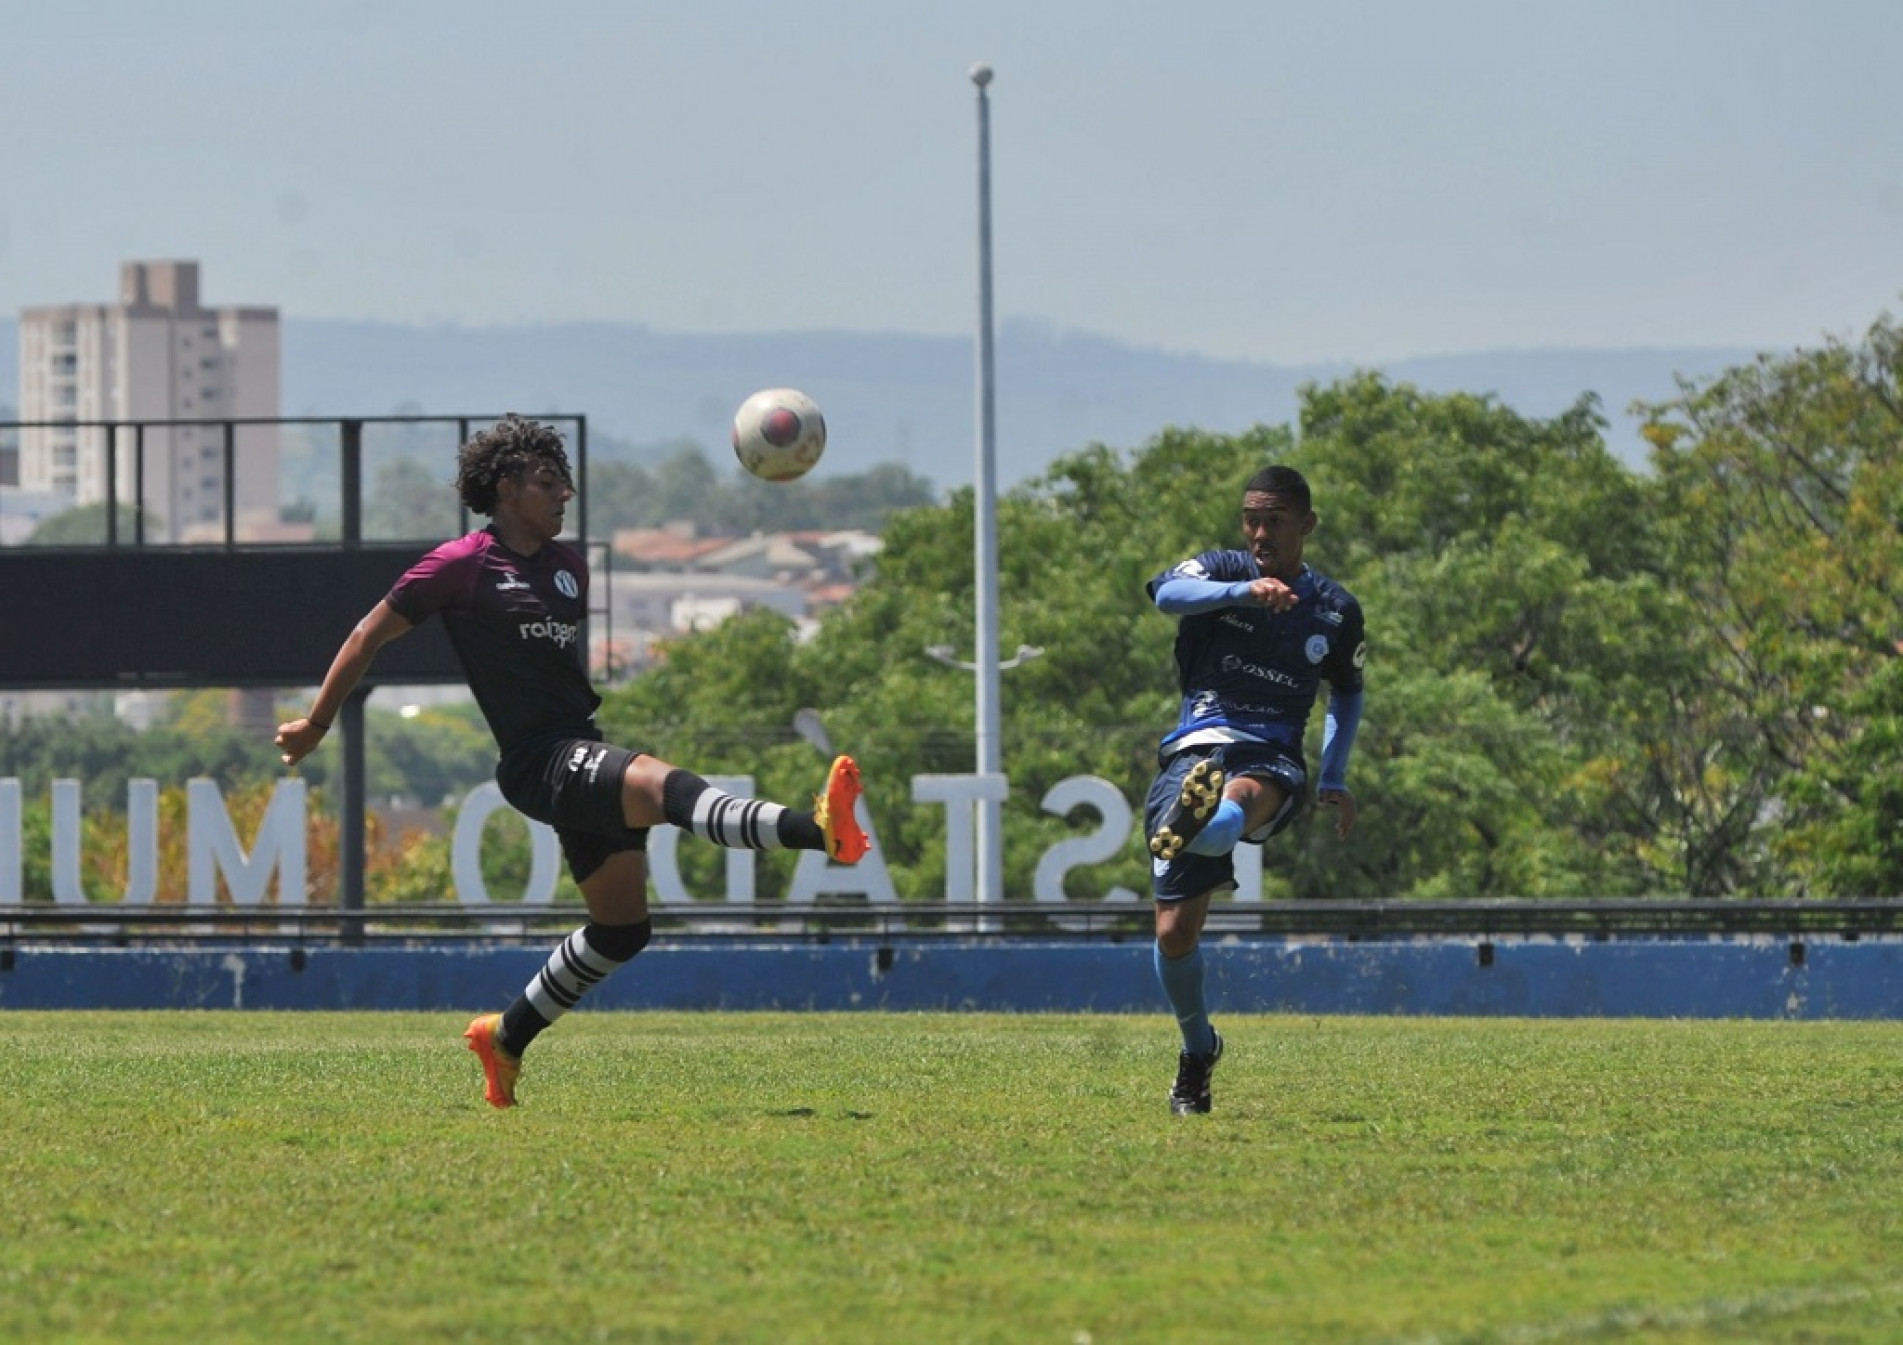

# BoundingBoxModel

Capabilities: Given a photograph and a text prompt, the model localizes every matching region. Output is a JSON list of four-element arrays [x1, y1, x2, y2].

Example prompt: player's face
[[1240, 490, 1315, 580], [500, 464, 573, 542]]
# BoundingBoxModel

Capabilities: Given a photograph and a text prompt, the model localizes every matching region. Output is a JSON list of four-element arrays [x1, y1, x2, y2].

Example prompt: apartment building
[[17, 260, 280, 542]]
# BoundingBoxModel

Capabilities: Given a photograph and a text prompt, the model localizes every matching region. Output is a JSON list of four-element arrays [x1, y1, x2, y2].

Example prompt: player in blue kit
[[275, 414, 868, 1108], [1143, 465, 1365, 1114]]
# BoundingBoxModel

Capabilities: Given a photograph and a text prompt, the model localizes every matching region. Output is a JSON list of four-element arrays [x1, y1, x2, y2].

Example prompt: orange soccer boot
[[814, 754, 870, 863], [463, 1012, 521, 1109]]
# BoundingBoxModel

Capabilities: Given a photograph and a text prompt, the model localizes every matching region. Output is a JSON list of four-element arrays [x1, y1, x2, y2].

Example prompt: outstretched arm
[[275, 600, 415, 765], [1152, 574, 1298, 615]]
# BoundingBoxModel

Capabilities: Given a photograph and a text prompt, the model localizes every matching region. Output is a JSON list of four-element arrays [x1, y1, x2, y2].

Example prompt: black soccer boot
[[1149, 757, 1226, 861], [1168, 1030, 1225, 1116]]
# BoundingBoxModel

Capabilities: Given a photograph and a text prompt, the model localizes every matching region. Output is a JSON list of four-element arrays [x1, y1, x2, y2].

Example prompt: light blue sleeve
[[1152, 576, 1255, 615], [1318, 687, 1363, 793]]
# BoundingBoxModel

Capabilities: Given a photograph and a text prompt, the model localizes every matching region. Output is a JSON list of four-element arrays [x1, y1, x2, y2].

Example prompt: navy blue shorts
[[1144, 743, 1307, 903], [496, 727, 651, 885]]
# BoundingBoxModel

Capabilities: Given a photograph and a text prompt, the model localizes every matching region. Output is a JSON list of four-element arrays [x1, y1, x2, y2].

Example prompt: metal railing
[[1, 414, 588, 549], [5, 899, 1900, 950]]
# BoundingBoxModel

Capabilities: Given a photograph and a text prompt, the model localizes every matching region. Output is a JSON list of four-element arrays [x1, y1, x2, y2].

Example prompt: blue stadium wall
[[4, 937, 1902, 1017]]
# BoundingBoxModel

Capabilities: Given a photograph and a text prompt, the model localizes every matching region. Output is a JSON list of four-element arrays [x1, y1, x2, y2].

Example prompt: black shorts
[[496, 727, 651, 885]]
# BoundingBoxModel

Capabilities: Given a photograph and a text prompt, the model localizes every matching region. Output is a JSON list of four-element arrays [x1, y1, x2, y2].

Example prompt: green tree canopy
[[24, 502, 157, 547], [1640, 310, 1903, 895]]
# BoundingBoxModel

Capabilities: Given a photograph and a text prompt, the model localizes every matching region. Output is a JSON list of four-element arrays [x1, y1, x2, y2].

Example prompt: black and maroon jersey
[[385, 528, 599, 751]]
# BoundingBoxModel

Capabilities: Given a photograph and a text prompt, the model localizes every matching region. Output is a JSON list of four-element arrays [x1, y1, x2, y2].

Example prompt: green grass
[[4, 1013, 1901, 1343]]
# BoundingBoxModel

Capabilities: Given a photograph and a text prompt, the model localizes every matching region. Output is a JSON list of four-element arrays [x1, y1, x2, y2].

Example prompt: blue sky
[[4, 0, 1899, 365]]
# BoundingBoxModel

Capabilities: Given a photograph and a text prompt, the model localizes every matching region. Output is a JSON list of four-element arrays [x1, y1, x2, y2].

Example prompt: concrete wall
[[4, 936, 1901, 1017]]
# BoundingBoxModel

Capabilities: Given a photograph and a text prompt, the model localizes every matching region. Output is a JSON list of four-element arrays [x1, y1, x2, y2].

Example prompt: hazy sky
[[5, 0, 1899, 366]]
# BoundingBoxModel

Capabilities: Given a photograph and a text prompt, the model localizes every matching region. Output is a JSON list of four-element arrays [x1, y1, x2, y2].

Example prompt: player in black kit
[[1143, 465, 1365, 1115], [275, 414, 868, 1108]]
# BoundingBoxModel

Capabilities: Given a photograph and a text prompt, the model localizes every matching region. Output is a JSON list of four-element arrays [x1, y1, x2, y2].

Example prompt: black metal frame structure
[[0, 414, 591, 929]]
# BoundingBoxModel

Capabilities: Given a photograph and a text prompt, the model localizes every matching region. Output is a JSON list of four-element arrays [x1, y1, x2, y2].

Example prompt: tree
[[24, 503, 158, 547], [363, 454, 462, 541], [1640, 311, 1903, 895], [1294, 375, 1701, 898]]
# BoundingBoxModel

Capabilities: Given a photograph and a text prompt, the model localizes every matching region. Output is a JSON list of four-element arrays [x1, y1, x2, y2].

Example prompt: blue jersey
[[1147, 550, 1365, 757]]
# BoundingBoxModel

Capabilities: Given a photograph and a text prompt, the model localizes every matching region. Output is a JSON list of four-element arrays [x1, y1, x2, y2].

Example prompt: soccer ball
[[731, 387, 827, 482]]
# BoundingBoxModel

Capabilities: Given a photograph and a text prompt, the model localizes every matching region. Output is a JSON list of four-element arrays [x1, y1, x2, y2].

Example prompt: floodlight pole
[[971, 62, 1004, 920]]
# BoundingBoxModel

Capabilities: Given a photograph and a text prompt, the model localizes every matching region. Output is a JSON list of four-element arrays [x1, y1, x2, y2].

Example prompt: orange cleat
[[463, 1012, 521, 1109], [814, 754, 870, 864]]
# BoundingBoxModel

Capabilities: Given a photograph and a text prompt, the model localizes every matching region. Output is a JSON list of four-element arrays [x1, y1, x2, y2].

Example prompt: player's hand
[[1317, 787, 1357, 838], [1246, 577, 1297, 612], [275, 718, 329, 766]]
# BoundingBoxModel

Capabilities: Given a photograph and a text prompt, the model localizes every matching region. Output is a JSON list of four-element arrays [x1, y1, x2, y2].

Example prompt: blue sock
[[1154, 942, 1216, 1056], [1186, 799, 1245, 855]]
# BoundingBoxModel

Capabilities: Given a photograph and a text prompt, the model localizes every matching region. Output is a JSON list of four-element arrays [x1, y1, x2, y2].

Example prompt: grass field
[[4, 1011, 1901, 1343]]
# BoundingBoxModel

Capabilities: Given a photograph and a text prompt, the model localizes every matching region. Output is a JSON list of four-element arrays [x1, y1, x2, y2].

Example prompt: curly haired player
[[276, 414, 868, 1108]]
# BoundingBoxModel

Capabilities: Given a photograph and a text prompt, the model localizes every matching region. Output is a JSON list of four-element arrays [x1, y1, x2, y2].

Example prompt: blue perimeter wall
[[4, 937, 1903, 1018]]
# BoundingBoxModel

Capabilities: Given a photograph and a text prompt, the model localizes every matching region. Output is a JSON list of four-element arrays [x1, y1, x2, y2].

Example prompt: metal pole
[[105, 425, 118, 548], [222, 420, 237, 548], [339, 687, 368, 945], [340, 420, 363, 550], [338, 419, 366, 942], [133, 423, 146, 547], [971, 62, 1004, 917]]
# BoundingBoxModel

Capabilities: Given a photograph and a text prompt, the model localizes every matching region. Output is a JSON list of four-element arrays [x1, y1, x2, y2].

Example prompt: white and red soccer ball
[[731, 387, 827, 482]]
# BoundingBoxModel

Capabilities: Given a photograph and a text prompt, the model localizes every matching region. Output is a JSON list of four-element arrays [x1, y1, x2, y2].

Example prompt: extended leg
[[1149, 757, 1226, 860], [623, 753, 869, 863]]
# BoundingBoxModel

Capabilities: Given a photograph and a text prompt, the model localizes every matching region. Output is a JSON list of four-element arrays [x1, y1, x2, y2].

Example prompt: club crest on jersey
[[554, 571, 579, 599], [1305, 635, 1330, 664]]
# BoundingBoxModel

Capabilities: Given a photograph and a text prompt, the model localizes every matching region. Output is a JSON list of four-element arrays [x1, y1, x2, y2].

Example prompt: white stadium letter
[[187, 777, 308, 906], [1033, 775, 1140, 904], [0, 779, 20, 903], [911, 774, 1010, 905], [452, 782, 559, 905]]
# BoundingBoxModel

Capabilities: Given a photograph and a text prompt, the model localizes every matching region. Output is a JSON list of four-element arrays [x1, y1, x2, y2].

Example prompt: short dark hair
[[455, 414, 572, 515], [1243, 465, 1311, 513]]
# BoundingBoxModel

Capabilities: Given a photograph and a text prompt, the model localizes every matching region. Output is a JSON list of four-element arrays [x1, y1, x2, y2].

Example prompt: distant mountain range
[[0, 317, 1759, 488]]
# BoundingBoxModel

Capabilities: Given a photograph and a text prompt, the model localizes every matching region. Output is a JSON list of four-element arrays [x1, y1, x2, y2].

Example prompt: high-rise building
[[17, 260, 280, 541]]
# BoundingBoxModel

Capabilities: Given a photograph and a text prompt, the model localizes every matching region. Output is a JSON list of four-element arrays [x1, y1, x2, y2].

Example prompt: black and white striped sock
[[500, 919, 651, 1055], [662, 767, 797, 850]]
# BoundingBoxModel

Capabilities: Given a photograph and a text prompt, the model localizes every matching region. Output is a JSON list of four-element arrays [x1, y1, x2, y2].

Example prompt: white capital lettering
[[0, 779, 20, 903], [187, 777, 308, 906], [912, 774, 1010, 905], [452, 782, 559, 904], [1033, 775, 1139, 904]]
